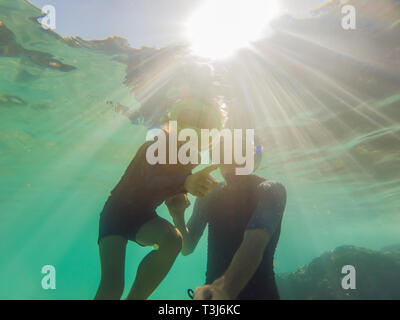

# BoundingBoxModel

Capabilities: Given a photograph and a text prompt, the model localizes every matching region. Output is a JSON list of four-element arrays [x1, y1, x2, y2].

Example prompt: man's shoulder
[[250, 174, 267, 185], [256, 179, 287, 210], [257, 179, 286, 193]]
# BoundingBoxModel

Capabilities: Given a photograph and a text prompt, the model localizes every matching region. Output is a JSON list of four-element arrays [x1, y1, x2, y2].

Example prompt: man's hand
[[184, 165, 218, 197], [193, 279, 230, 300], [165, 193, 190, 217]]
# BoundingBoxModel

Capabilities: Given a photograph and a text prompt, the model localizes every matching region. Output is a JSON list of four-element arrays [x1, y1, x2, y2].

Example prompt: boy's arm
[[166, 195, 209, 256], [145, 168, 189, 197], [182, 197, 210, 255], [145, 163, 218, 200], [165, 194, 190, 237], [144, 161, 191, 199]]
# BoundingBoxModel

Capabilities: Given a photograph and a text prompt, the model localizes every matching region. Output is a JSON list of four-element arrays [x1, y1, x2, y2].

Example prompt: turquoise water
[[0, 0, 399, 299]]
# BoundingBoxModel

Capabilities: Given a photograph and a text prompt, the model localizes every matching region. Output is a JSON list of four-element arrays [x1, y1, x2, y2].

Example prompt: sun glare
[[186, 0, 282, 60]]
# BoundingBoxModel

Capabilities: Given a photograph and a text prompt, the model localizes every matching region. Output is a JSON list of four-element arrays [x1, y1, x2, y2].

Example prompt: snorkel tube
[[254, 135, 263, 172]]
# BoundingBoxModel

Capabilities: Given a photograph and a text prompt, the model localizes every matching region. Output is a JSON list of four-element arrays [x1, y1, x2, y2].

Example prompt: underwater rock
[[0, 20, 76, 72], [381, 244, 400, 259], [276, 245, 400, 300]]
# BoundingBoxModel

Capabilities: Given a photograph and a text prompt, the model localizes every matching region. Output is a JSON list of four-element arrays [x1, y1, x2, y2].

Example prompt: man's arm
[[213, 229, 270, 299], [196, 181, 286, 300]]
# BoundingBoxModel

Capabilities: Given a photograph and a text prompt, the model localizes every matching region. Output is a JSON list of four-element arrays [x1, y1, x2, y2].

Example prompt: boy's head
[[167, 97, 227, 151], [169, 97, 226, 130], [163, 59, 227, 149]]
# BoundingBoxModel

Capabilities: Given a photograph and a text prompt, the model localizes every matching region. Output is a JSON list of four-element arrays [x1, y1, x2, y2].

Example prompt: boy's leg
[[126, 217, 182, 300], [95, 235, 127, 300]]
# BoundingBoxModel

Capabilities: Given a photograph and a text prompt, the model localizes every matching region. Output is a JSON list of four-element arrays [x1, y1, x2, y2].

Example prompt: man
[[169, 145, 287, 300]]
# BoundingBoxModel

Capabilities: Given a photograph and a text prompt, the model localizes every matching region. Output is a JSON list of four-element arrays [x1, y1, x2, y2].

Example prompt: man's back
[[196, 175, 285, 300]]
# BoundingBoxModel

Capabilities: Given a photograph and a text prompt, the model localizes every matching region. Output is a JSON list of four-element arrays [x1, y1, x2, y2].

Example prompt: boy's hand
[[184, 165, 218, 197], [165, 193, 190, 216]]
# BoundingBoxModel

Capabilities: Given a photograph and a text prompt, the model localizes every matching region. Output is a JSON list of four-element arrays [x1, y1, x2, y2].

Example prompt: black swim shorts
[[97, 197, 157, 244]]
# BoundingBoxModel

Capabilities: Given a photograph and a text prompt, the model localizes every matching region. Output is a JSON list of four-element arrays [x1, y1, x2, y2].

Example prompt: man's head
[[218, 136, 263, 180]]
